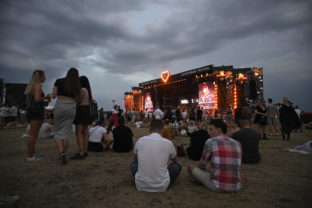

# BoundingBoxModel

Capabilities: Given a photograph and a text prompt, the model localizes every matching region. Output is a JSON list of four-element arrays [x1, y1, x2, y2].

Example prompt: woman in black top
[[254, 100, 268, 139]]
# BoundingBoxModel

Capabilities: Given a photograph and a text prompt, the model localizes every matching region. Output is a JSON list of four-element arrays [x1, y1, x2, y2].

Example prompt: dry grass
[[0, 126, 311, 208]]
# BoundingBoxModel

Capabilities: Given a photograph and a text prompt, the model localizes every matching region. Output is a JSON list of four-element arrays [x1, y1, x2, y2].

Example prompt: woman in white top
[[71, 76, 93, 160]]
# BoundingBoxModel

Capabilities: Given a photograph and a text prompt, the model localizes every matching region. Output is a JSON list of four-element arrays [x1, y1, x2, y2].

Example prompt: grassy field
[[0, 126, 311, 208]]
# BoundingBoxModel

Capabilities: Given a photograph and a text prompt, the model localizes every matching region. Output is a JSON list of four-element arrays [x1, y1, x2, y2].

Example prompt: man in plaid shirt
[[188, 119, 242, 192]]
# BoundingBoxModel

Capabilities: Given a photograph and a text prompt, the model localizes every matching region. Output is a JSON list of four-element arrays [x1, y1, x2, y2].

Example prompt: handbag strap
[[89, 126, 100, 137]]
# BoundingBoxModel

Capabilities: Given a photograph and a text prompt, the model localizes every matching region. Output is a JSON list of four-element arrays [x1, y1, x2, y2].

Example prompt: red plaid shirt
[[200, 134, 242, 192]]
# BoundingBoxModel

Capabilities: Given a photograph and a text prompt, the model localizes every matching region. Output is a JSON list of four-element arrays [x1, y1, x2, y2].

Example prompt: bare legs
[[55, 139, 69, 153], [27, 120, 43, 158], [102, 138, 113, 150], [75, 124, 89, 156], [55, 138, 69, 164], [268, 122, 280, 136], [257, 124, 268, 139]]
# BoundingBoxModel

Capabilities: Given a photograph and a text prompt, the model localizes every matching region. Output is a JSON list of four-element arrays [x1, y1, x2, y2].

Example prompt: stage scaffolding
[[124, 65, 263, 114]]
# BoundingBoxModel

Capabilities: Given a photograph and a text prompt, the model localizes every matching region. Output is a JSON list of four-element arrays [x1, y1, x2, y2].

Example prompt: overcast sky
[[1, 0, 311, 111]]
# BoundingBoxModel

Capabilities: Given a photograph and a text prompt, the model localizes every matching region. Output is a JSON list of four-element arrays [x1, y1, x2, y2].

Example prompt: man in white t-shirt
[[130, 119, 182, 192], [153, 107, 164, 120], [88, 120, 112, 152]]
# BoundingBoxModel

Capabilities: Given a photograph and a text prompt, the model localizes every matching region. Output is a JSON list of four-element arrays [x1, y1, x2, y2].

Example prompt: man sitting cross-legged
[[232, 119, 261, 164], [130, 119, 182, 192], [188, 119, 242, 192]]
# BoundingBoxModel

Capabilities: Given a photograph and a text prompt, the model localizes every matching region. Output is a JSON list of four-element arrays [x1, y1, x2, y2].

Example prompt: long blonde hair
[[24, 70, 45, 96]]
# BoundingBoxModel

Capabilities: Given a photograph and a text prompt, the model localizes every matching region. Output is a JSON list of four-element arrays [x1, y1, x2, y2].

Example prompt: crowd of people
[[0, 103, 22, 128], [20, 68, 136, 164], [0, 67, 308, 194]]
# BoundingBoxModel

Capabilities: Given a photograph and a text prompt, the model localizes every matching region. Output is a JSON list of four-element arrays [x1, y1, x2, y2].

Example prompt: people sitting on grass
[[232, 119, 261, 164], [87, 120, 113, 152], [226, 120, 240, 137], [135, 118, 145, 128], [130, 119, 182, 192], [113, 117, 133, 152], [106, 120, 115, 148], [162, 119, 174, 140], [188, 119, 242, 192], [22, 115, 54, 139], [187, 120, 198, 136], [179, 120, 188, 136], [38, 116, 54, 139], [185, 122, 210, 161]]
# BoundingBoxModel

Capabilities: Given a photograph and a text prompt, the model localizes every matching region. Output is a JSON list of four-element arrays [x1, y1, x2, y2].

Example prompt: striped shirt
[[200, 135, 242, 192]]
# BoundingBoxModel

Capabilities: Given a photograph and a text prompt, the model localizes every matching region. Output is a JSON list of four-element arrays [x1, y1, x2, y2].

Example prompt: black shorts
[[26, 110, 44, 122], [87, 141, 103, 152]]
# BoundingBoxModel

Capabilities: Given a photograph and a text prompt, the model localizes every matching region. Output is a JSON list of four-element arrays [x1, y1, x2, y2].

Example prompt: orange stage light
[[254, 68, 260, 76], [216, 70, 225, 77], [214, 83, 218, 109], [236, 73, 248, 80], [234, 85, 237, 109]]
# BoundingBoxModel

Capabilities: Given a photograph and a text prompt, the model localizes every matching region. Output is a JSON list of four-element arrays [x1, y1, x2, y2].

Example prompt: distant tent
[[5, 83, 27, 108]]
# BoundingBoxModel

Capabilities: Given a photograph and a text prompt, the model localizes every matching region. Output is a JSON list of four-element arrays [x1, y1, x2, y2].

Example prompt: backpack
[[90, 100, 98, 122]]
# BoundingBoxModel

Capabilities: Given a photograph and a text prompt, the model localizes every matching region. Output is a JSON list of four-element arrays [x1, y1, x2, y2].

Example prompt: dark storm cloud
[[1, 0, 311, 76], [0, 0, 143, 79], [103, 0, 312, 72]]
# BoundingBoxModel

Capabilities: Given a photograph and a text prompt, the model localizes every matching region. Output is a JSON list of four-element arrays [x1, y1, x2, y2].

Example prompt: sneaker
[[35, 152, 43, 157], [21, 134, 29, 139], [59, 153, 67, 165], [26, 155, 41, 161]]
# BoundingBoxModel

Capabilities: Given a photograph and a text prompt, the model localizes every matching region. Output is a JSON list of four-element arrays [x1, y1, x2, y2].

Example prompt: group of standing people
[[253, 97, 301, 141], [25, 68, 93, 164]]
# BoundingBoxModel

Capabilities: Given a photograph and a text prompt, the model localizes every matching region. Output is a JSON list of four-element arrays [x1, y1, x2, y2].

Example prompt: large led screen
[[198, 82, 216, 109], [144, 93, 153, 112]]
